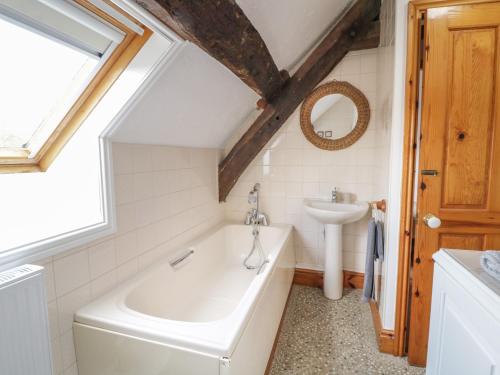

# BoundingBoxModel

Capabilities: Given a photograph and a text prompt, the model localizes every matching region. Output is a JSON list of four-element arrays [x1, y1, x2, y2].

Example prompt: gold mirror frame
[[300, 80, 370, 151]]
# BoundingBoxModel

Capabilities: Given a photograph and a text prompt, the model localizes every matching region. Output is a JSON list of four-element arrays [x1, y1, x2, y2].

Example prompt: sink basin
[[303, 199, 368, 225], [303, 199, 369, 300]]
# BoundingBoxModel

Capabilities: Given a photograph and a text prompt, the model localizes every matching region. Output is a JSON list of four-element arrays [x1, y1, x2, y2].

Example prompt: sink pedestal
[[323, 224, 343, 300], [302, 198, 368, 300]]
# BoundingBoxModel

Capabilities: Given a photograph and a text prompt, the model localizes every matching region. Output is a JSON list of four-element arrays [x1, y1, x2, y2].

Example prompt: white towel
[[480, 250, 500, 282]]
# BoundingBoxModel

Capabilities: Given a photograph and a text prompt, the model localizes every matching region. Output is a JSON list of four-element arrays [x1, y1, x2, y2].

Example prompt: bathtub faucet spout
[[245, 208, 269, 226]]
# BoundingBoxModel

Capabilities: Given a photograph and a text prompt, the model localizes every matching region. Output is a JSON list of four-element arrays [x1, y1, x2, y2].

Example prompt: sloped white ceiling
[[111, 0, 353, 148], [238, 0, 352, 70], [111, 43, 258, 148]]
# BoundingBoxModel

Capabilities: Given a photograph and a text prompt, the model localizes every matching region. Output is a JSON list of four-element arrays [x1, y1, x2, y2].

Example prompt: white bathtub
[[74, 223, 295, 375]]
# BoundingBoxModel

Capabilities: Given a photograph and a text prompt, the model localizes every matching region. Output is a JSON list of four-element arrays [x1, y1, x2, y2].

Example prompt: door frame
[[393, 0, 500, 357]]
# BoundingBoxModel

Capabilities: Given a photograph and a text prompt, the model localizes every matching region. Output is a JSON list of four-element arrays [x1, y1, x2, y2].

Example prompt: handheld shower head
[[248, 193, 257, 204], [248, 183, 260, 204]]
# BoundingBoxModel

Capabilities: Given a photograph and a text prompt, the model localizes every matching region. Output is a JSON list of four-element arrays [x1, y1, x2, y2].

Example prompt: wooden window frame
[[392, 0, 500, 357], [0, 0, 151, 173]]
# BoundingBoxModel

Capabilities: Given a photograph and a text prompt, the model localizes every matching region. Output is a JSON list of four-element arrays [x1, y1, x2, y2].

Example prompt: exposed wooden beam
[[350, 20, 380, 51], [218, 0, 381, 201], [135, 0, 284, 100]]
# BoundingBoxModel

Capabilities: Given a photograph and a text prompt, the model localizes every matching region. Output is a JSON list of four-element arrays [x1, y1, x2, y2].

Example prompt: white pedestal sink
[[303, 199, 368, 300]]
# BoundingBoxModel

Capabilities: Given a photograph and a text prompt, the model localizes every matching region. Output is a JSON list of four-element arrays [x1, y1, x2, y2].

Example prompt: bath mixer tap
[[245, 208, 269, 226], [244, 183, 269, 272], [244, 183, 269, 226]]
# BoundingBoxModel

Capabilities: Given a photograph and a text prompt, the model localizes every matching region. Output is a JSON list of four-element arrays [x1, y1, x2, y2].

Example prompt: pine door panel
[[438, 233, 484, 250], [443, 28, 496, 208], [407, 2, 500, 366], [485, 234, 500, 248]]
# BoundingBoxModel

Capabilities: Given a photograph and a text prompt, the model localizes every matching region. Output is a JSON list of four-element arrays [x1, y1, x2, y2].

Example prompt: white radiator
[[0, 265, 52, 375]]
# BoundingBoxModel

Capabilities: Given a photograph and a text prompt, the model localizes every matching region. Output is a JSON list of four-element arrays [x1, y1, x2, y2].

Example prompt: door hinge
[[410, 237, 416, 266]]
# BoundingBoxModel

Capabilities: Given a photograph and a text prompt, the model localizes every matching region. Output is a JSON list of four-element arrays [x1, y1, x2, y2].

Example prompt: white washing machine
[[427, 249, 500, 375]]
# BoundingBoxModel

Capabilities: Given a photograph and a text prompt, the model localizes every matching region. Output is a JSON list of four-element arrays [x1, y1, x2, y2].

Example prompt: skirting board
[[293, 268, 364, 289], [369, 300, 395, 354]]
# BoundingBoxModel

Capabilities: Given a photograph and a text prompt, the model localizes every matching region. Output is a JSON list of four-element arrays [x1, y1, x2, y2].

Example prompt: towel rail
[[370, 199, 386, 212]]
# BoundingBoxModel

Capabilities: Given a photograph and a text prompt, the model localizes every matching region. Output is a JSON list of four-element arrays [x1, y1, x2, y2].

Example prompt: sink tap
[[331, 187, 338, 203]]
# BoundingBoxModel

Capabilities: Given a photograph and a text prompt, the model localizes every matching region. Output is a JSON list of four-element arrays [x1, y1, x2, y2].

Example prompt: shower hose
[[243, 222, 268, 273]]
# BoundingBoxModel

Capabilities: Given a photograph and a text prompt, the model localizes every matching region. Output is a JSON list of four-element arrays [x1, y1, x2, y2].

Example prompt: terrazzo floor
[[269, 285, 426, 375]]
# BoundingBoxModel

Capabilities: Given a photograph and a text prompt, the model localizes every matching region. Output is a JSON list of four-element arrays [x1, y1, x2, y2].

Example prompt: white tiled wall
[[225, 49, 388, 273], [35, 144, 223, 375]]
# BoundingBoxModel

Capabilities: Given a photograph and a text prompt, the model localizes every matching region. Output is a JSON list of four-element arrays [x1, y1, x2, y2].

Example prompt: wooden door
[[408, 2, 500, 366]]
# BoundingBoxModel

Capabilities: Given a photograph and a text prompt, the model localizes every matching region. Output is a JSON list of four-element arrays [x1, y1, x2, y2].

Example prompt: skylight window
[[0, 0, 150, 172], [0, 17, 99, 153]]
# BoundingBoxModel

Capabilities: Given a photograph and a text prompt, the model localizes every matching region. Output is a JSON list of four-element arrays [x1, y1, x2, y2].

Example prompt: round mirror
[[300, 81, 370, 150], [311, 94, 358, 139]]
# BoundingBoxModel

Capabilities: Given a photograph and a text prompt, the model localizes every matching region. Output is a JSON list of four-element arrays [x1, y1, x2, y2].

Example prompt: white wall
[[379, 0, 409, 330], [224, 49, 389, 274], [34, 144, 223, 375], [374, 0, 396, 327]]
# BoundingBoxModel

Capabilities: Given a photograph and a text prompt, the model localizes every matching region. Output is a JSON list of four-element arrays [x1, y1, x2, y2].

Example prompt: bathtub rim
[[120, 222, 289, 325], [74, 221, 294, 357]]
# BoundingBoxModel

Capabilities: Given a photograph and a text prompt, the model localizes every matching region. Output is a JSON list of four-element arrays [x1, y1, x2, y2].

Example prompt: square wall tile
[[88, 239, 115, 279], [57, 284, 91, 334], [115, 231, 139, 265], [112, 143, 134, 175], [53, 249, 90, 297], [133, 145, 153, 173]]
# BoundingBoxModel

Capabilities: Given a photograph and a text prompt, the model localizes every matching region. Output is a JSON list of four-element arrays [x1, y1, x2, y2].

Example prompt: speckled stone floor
[[269, 285, 426, 375]]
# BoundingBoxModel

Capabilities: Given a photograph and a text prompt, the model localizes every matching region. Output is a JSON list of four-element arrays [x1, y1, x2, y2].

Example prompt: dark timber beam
[[219, 0, 381, 201], [350, 20, 380, 51], [135, 0, 285, 100]]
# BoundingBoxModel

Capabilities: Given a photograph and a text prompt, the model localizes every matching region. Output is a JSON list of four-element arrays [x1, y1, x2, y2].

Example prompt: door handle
[[423, 213, 441, 229]]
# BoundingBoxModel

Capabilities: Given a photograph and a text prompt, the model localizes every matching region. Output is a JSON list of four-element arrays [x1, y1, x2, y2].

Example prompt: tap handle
[[244, 211, 253, 225], [259, 213, 269, 226]]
